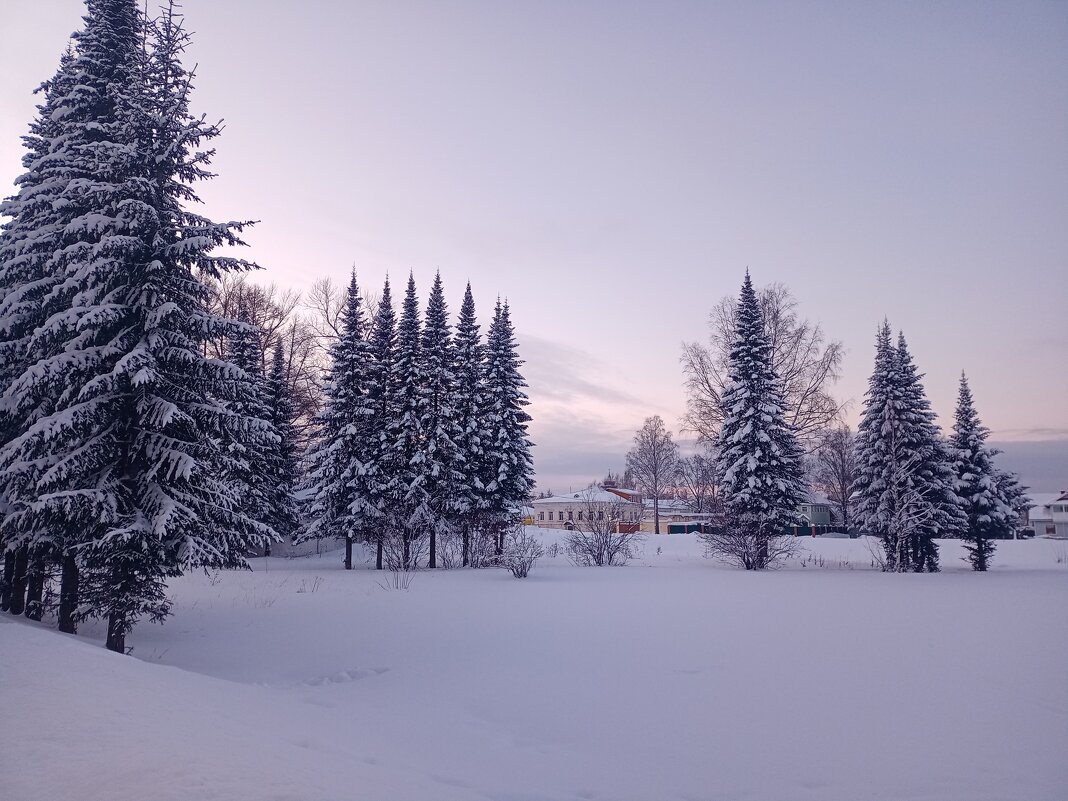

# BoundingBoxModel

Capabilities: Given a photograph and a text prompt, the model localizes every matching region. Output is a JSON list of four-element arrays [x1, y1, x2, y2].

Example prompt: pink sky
[[1, 1, 1065, 491]]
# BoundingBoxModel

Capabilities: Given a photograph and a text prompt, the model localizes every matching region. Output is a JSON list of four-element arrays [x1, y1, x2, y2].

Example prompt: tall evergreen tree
[[452, 283, 487, 566], [950, 373, 1016, 570], [0, 42, 85, 623], [265, 342, 301, 548], [364, 277, 397, 570], [854, 323, 963, 572], [381, 274, 429, 569], [225, 304, 276, 540], [419, 273, 463, 568], [300, 272, 372, 569], [482, 299, 534, 554], [709, 272, 805, 569], [853, 321, 900, 560], [0, 0, 274, 651], [893, 334, 965, 571]]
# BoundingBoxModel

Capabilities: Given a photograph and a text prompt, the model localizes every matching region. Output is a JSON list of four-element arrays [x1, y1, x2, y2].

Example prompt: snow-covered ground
[[3, 530, 1067, 801]]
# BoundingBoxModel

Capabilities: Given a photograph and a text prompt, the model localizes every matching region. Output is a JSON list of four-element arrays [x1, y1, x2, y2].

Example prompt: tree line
[[663, 273, 1029, 571], [299, 270, 534, 572]]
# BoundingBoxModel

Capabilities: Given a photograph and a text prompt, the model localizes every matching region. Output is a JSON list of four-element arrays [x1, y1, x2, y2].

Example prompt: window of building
[[568, 511, 573, 521], [548, 511, 554, 521], [538, 512, 544, 521], [598, 511, 604, 521]]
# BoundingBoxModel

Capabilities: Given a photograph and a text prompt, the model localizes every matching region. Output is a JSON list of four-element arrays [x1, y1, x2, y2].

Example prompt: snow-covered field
[[3, 529, 1067, 801]]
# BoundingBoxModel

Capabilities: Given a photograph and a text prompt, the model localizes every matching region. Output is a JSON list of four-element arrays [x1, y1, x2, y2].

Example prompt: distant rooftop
[[531, 487, 638, 505]]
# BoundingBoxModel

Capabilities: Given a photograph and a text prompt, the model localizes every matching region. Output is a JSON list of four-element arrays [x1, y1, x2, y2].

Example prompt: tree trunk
[[106, 613, 126, 654], [462, 526, 470, 568], [344, 535, 353, 570], [24, 555, 45, 621], [376, 537, 383, 570], [429, 528, 437, 568], [402, 533, 410, 570], [58, 551, 79, 634], [654, 498, 660, 535], [9, 546, 29, 616], [1, 551, 14, 611]]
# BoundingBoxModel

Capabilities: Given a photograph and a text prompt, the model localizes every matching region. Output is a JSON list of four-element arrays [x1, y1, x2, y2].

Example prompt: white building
[[530, 487, 642, 530], [799, 492, 834, 526], [1025, 491, 1068, 538]]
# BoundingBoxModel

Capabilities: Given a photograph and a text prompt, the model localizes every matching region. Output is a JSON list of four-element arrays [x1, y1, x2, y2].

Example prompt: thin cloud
[[519, 333, 648, 408]]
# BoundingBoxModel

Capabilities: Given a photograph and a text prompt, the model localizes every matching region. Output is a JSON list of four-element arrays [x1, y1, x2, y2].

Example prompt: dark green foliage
[[950, 374, 1019, 570], [709, 272, 805, 569]]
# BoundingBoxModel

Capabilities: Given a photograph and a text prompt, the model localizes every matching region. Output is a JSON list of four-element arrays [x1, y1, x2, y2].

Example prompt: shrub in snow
[[499, 529, 544, 578], [698, 527, 799, 570], [564, 492, 643, 566]]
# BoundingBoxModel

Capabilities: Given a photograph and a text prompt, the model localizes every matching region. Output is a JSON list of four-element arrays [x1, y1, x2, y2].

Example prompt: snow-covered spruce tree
[[419, 272, 463, 568], [300, 272, 373, 569], [705, 272, 806, 570], [852, 321, 901, 564], [853, 323, 964, 572], [363, 277, 397, 570], [950, 373, 1016, 570], [380, 274, 429, 570], [481, 300, 534, 555], [0, 46, 80, 620], [224, 303, 277, 549], [893, 334, 965, 571], [265, 342, 301, 549], [451, 283, 488, 566], [994, 467, 1029, 534], [0, 0, 274, 652]]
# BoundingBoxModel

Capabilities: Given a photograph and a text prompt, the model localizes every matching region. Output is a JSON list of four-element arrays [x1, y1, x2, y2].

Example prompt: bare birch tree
[[681, 282, 844, 447], [304, 275, 380, 359], [809, 425, 858, 535], [205, 275, 324, 435], [675, 449, 721, 516], [625, 416, 679, 534]]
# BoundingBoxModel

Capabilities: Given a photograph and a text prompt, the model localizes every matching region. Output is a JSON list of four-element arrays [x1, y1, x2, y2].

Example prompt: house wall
[[800, 504, 833, 526], [531, 501, 643, 529]]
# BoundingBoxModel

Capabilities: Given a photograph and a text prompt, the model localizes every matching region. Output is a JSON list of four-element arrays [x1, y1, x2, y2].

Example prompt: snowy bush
[[466, 528, 500, 569], [498, 529, 544, 578], [565, 498, 643, 566], [566, 528, 642, 567], [556, 489, 643, 567], [698, 520, 800, 570]]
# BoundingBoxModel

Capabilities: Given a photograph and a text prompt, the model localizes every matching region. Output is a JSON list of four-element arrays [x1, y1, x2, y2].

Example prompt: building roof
[[531, 488, 638, 506], [1027, 492, 1064, 512], [642, 498, 691, 513], [802, 490, 833, 506]]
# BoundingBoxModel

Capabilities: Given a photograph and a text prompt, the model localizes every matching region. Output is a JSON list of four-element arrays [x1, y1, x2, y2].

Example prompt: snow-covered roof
[[531, 488, 638, 505], [1027, 492, 1063, 509], [802, 490, 833, 506], [642, 498, 691, 512]]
